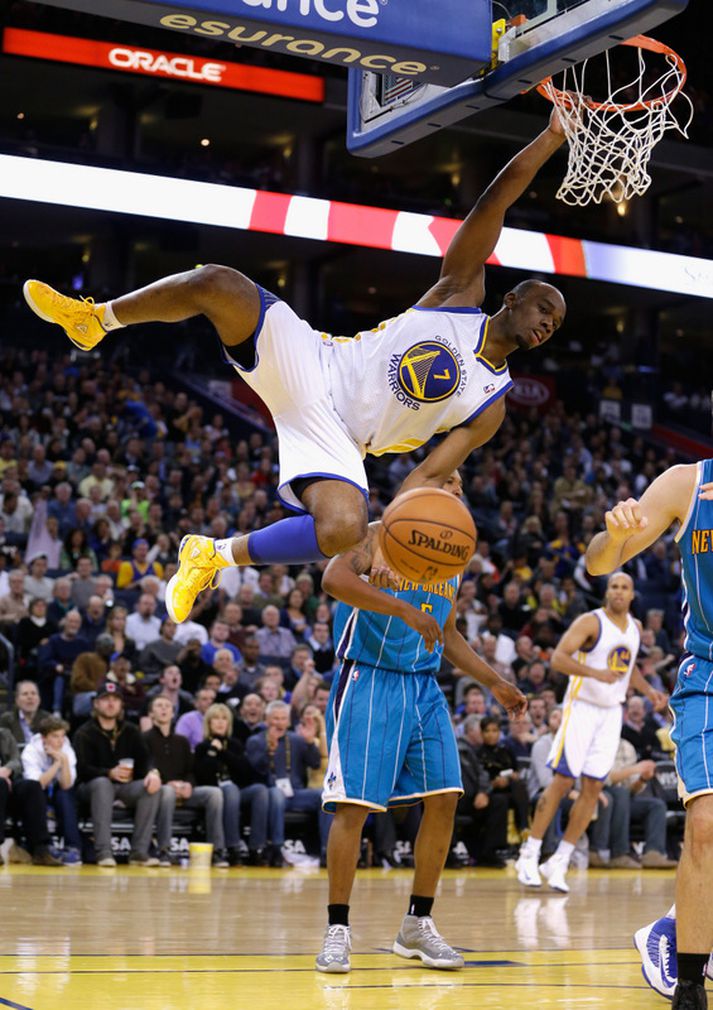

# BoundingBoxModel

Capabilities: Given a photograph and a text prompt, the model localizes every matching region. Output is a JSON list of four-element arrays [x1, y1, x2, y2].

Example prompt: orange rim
[[537, 34, 687, 113]]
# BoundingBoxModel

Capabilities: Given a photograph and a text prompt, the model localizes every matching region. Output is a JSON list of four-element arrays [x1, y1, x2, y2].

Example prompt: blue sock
[[247, 515, 328, 565]]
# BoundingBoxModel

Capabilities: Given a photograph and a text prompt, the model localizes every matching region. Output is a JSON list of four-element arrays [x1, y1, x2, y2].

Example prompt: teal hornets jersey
[[677, 458, 713, 662], [334, 575, 459, 674]]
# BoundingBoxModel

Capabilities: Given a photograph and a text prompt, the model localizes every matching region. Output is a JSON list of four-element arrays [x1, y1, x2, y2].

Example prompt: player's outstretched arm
[[585, 464, 697, 576], [442, 608, 527, 718], [321, 524, 443, 652], [418, 109, 565, 308], [551, 613, 621, 683], [399, 401, 506, 493]]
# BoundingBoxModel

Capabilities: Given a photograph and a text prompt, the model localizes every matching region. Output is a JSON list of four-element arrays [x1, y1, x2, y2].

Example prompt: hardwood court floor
[[0, 863, 685, 1010]]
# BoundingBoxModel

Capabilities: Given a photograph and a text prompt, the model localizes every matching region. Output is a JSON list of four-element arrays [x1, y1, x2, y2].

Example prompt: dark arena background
[[0, 0, 711, 1007]]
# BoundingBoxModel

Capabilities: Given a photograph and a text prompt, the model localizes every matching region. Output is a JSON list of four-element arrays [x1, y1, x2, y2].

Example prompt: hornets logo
[[397, 341, 461, 403], [607, 646, 632, 675]]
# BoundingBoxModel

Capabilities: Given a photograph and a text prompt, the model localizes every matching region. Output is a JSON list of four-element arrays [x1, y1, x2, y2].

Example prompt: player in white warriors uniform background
[[23, 111, 567, 625], [516, 572, 667, 893]]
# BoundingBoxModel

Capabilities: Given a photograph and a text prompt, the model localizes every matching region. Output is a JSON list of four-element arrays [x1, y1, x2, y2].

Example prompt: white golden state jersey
[[324, 306, 513, 457], [564, 608, 640, 708]]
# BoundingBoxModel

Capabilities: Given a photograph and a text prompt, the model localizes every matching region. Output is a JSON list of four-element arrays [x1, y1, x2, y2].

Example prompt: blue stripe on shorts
[[670, 654, 713, 803]]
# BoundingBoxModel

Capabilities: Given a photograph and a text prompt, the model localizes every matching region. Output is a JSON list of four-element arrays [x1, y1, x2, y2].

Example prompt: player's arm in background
[[442, 606, 527, 718], [321, 523, 444, 652], [585, 463, 700, 576], [417, 108, 566, 310], [399, 406, 506, 493], [550, 613, 622, 684]]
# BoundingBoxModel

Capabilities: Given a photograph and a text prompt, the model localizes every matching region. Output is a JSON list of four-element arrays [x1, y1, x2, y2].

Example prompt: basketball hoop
[[537, 35, 693, 206]]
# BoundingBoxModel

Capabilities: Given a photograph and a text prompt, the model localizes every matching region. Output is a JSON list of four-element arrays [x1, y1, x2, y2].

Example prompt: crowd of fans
[[0, 345, 687, 869]]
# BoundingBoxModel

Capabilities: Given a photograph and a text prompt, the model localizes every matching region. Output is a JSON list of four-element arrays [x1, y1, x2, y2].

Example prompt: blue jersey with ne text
[[333, 575, 459, 675], [677, 458, 713, 662]]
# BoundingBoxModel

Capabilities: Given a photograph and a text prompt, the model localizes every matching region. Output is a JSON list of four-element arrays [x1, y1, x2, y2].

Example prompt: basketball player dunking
[[23, 111, 567, 623], [586, 462, 713, 1010], [515, 573, 666, 893], [315, 471, 526, 973]]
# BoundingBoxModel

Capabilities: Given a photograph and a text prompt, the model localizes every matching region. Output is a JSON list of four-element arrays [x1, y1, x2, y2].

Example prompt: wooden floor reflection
[[0, 863, 686, 1009]]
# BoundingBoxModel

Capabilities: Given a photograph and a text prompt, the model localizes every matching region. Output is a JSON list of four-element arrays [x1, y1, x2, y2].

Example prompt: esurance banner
[[30, 0, 492, 85], [3, 28, 325, 100]]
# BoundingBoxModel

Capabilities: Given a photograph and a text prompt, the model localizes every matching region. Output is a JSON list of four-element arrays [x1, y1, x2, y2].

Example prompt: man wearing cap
[[73, 680, 161, 866], [117, 538, 164, 592]]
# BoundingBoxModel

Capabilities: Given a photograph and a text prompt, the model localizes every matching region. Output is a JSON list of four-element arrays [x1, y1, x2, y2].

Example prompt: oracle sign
[[3, 28, 325, 101], [508, 376, 553, 409]]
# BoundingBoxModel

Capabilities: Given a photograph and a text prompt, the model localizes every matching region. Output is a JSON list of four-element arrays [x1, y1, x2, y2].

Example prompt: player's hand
[[548, 105, 566, 137], [605, 498, 648, 543], [637, 760, 657, 781], [402, 606, 443, 653], [473, 792, 490, 811], [491, 681, 527, 719], [369, 565, 400, 590], [700, 482, 713, 501], [590, 668, 620, 684], [649, 690, 669, 713]]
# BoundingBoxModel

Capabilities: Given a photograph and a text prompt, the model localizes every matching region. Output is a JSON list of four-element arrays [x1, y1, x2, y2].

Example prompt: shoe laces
[[323, 924, 351, 956], [180, 547, 223, 597], [416, 917, 453, 954]]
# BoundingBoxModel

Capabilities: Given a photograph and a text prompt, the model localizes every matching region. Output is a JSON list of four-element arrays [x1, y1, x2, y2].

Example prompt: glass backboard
[[347, 0, 689, 156]]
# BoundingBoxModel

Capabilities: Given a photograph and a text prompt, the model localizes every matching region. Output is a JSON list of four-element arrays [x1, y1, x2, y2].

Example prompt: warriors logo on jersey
[[607, 645, 632, 675], [397, 341, 462, 403]]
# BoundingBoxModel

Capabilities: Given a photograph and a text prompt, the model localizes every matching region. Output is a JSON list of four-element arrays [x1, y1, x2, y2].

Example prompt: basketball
[[378, 488, 477, 584]]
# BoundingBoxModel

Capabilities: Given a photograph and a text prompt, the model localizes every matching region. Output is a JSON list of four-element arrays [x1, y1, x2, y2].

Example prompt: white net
[[539, 37, 693, 206]]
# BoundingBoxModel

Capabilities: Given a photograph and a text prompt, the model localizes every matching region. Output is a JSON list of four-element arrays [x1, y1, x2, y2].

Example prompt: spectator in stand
[[194, 703, 276, 866], [511, 635, 537, 680], [80, 595, 106, 648], [104, 653, 147, 722], [201, 619, 242, 667], [477, 716, 530, 836], [281, 588, 310, 641], [69, 556, 98, 610], [48, 483, 76, 538], [175, 688, 218, 751], [457, 714, 508, 866], [246, 699, 330, 865], [145, 665, 194, 723], [498, 582, 532, 638], [528, 697, 550, 737], [219, 601, 249, 652], [286, 644, 316, 692], [70, 633, 114, 717], [21, 716, 83, 865], [307, 622, 335, 676], [0, 569, 29, 626], [300, 704, 328, 790], [126, 594, 161, 651], [24, 555, 54, 602], [176, 637, 210, 694], [173, 614, 209, 648], [504, 713, 537, 761], [236, 584, 263, 626], [139, 619, 183, 682], [0, 726, 62, 866], [39, 609, 88, 716], [144, 695, 228, 867], [516, 660, 551, 696], [16, 598, 56, 678], [105, 606, 136, 664], [236, 636, 266, 690], [312, 681, 331, 717], [233, 693, 266, 744], [117, 538, 164, 591], [0, 680, 51, 746], [589, 738, 677, 870], [47, 576, 73, 627], [621, 695, 661, 760], [253, 571, 283, 611], [73, 681, 161, 866], [256, 605, 297, 666], [213, 650, 248, 706], [645, 609, 673, 655]]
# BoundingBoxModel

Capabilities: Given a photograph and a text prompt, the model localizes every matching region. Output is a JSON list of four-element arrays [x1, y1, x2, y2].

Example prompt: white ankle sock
[[99, 300, 125, 331], [554, 840, 575, 863], [523, 836, 542, 857], [214, 538, 237, 565]]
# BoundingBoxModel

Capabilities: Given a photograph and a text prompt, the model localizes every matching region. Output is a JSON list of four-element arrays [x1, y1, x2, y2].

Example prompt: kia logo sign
[[108, 46, 226, 81], [508, 377, 550, 407]]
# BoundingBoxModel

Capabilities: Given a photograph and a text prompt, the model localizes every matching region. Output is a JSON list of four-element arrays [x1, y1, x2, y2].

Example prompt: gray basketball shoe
[[315, 924, 352, 973], [393, 914, 465, 969]]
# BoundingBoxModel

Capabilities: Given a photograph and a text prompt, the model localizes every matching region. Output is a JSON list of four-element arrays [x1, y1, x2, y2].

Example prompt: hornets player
[[23, 112, 567, 624], [587, 464, 713, 1010], [314, 472, 526, 973], [515, 572, 667, 893]]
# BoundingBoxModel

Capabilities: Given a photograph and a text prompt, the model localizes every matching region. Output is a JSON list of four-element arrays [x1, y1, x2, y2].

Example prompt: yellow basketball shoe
[[23, 279, 109, 351], [165, 535, 229, 624]]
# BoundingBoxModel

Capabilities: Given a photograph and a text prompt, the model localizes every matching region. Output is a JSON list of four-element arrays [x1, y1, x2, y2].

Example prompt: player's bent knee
[[315, 513, 368, 557]]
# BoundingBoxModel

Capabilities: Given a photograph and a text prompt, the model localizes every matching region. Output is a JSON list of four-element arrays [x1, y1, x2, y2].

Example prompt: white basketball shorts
[[221, 287, 369, 512], [547, 698, 623, 780]]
